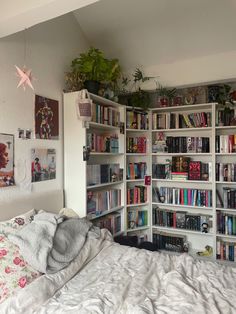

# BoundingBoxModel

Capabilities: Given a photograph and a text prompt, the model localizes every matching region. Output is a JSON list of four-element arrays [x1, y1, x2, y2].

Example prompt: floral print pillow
[[0, 209, 36, 235], [0, 233, 41, 304]]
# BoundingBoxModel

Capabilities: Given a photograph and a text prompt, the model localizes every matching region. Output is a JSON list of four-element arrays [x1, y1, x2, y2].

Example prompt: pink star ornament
[[15, 65, 34, 90]]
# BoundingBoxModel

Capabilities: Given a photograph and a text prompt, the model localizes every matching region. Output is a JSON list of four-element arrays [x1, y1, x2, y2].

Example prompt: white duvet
[[2, 230, 236, 314]]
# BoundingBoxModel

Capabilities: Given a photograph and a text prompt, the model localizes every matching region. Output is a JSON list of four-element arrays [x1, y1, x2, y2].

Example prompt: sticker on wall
[[31, 148, 56, 182], [35, 95, 59, 140], [0, 134, 15, 187]]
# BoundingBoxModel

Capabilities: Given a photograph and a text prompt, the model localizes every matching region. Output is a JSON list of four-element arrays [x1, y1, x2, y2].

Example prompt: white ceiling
[[0, 0, 99, 38], [74, 0, 236, 71]]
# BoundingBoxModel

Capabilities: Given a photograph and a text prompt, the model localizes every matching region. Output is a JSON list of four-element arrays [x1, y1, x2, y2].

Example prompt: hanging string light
[[15, 28, 35, 90]]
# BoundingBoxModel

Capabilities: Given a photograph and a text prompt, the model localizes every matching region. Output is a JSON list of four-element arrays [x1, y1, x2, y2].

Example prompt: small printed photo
[[31, 148, 56, 182], [18, 129, 25, 139], [25, 129, 32, 139]]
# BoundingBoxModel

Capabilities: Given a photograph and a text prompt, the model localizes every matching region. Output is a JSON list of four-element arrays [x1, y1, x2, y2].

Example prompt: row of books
[[165, 136, 210, 153], [93, 213, 122, 236], [127, 209, 148, 229], [126, 230, 148, 244], [216, 240, 236, 262], [91, 102, 120, 127], [87, 164, 122, 186], [153, 208, 212, 232], [87, 133, 119, 153], [216, 163, 236, 182], [217, 212, 236, 236], [215, 135, 236, 153], [127, 162, 147, 180], [152, 112, 211, 130], [217, 188, 236, 209], [86, 189, 121, 215], [152, 231, 186, 252], [216, 108, 236, 127], [126, 110, 148, 130], [152, 158, 211, 181], [126, 137, 147, 153], [127, 185, 147, 205], [153, 187, 212, 207]]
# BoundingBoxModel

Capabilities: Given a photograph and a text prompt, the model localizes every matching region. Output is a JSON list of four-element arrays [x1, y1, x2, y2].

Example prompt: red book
[[189, 161, 201, 180]]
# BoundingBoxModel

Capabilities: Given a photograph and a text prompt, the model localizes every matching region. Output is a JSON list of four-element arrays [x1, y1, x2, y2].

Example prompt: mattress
[[2, 228, 236, 314]]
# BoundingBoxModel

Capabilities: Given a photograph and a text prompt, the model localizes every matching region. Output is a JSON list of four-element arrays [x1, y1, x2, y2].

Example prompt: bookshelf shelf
[[127, 202, 149, 208], [215, 126, 236, 130], [126, 179, 145, 182], [127, 226, 150, 233], [90, 152, 124, 156], [215, 153, 236, 156], [152, 153, 211, 156], [152, 127, 212, 133], [216, 234, 236, 240], [216, 207, 236, 213], [126, 129, 149, 132], [152, 179, 212, 184], [152, 225, 213, 236], [216, 181, 236, 185], [89, 121, 120, 130], [88, 206, 124, 221], [87, 181, 124, 190], [152, 202, 212, 211], [150, 103, 214, 112], [126, 153, 148, 156]]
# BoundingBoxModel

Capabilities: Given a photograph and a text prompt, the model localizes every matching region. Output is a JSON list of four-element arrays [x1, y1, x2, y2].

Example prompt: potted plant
[[156, 84, 176, 107], [118, 68, 156, 110], [65, 47, 121, 95]]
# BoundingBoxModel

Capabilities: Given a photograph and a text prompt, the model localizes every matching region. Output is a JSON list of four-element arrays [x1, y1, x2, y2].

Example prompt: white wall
[[0, 13, 89, 203]]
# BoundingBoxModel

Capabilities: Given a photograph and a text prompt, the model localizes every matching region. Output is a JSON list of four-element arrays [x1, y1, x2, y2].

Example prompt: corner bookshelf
[[63, 92, 125, 237]]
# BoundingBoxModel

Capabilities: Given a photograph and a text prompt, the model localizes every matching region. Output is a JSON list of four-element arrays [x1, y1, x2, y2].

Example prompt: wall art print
[[0, 134, 14, 187], [35, 95, 59, 140], [31, 148, 56, 182]]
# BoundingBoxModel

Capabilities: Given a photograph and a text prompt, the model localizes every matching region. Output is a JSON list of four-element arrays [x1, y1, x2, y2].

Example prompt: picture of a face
[[0, 143, 9, 169]]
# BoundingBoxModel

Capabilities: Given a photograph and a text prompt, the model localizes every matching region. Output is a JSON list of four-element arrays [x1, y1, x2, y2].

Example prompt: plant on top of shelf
[[118, 68, 157, 110], [216, 84, 234, 106], [65, 47, 121, 95], [156, 83, 176, 107]]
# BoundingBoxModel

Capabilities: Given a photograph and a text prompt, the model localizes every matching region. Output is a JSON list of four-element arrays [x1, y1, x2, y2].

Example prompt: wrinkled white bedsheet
[[2, 230, 236, 314]]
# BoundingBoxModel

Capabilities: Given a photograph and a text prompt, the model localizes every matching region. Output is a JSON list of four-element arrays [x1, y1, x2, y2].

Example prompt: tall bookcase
[[64, 91, 236, 265]]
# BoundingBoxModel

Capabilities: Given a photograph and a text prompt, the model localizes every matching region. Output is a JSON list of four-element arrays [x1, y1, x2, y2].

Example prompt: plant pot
[[158, 96, 169, 107], [84, 80, 100, 95]]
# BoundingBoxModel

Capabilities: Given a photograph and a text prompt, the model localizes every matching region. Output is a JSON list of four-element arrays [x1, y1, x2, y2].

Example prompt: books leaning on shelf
[[126, 136, 147, 153], [127, 209, 148, 229], [127, 186, 147, 205], [152, 231, 186, 252], [93, 213, 121, 236], [91, 102, 120, 126], [87, 164, 122, 186], [127, 162, 147, 180], [216, 163, 236, 182], [216, 107, 236, 127], [87, 189, 121, 215], [126, 109, 149, 130], [87, 132, 119, 153], [152, 112, 211, 130], [216, 240, 236, 262], [153, 208, 212, 232], [152, 186, 212, 207], [217, 211, 236, 235], [222, 188, 236, 209], [215, 134, 236, 153], [152, 157, 212, 181]]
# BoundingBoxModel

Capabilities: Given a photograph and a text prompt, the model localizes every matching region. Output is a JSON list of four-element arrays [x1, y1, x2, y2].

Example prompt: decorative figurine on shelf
[[183, 242, 189, 253], [201, 222, 209, 233], [111, 173, 117, 182], [197, 245, 213, 257]]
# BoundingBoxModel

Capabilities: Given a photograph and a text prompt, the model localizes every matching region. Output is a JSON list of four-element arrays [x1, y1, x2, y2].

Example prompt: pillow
[[0, 209, 36, 235], [59, 207, 79, 218], [0, 233, 41, 304]]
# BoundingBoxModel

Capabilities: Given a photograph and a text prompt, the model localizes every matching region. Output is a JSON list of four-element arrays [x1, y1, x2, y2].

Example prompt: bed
[[1, 192, 236, 314]]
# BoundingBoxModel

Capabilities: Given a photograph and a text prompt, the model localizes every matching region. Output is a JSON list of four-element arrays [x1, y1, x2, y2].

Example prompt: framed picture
[[35, 95, 59, 140], [31, 148, 56, 182], [0, 133, 14, 187]]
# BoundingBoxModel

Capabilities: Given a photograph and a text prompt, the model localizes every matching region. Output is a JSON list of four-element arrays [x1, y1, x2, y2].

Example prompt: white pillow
[[0, 209, 36, 234]]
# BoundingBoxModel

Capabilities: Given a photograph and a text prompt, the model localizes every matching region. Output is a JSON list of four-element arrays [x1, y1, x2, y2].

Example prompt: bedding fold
[[7, 212, 99, 274]]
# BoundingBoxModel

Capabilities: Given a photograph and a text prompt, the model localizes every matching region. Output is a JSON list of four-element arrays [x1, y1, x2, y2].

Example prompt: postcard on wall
[[35, 95, 59, 140], [0, 133, 14, 187], [31, 148, 56, 182]]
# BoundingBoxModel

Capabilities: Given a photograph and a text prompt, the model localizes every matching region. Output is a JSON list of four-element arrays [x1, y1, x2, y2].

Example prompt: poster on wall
[[31, 148, 56, 182], [0, 134, 14, 187], [35, 95, 59, 140]]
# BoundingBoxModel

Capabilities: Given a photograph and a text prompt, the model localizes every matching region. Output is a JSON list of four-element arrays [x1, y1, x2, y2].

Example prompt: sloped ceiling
[[0, 0, 99, 38], [74, 0, 236, 72]]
